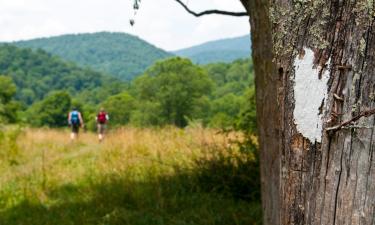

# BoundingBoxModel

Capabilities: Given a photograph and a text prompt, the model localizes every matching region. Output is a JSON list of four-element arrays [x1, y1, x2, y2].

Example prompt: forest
[[0, 45, 256, 132], [11, 32, 173, 81]]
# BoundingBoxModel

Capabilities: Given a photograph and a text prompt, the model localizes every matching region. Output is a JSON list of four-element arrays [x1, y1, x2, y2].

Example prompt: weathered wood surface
[[241, 0, 375, 224]]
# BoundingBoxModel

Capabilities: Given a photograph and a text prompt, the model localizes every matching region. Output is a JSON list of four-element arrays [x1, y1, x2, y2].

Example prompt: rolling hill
[[173, 35, 251, 64], [0, 45, 125, 105], [9, 32, 173, 81]]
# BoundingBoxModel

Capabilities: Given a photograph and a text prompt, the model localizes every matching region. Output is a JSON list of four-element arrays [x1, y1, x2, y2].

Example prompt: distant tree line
[[12, 32, 172, 81], [0, 44, 255, 132], [0, 45, 126, 106]]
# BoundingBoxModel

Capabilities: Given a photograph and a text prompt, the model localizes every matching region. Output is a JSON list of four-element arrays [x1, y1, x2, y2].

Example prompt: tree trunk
[[240, 0, 375, 224]]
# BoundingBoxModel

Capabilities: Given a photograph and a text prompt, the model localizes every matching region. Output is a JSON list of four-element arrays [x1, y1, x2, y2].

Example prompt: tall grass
[[0, 126, 261, 225]]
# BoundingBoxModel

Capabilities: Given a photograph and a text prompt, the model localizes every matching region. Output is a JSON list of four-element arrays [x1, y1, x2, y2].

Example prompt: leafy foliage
[[0, 45, 126, 106], [27, 91, 72, 127], [11, 32, 173, 81], [0, 44, 256, 132], [0, 76, 20, 123], [194, 144, 260, 202], [131, 57, 213, 127], [96, 57, 255, 129], [0, 76, 16, 103], [236, 87, 257, 134], [102, 92, 136, 126], [204, 59, 255, 129]]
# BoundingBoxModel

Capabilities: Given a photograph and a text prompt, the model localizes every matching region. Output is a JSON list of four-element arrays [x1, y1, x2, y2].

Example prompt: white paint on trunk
[[293, 48, 330, 143]]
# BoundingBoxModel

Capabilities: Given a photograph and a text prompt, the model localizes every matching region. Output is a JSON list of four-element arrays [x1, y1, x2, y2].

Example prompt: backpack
[[97, 112, 107, 124], [70, 111, 80, 125]]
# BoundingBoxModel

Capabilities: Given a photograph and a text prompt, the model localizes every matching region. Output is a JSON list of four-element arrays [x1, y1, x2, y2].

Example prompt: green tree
[[209, 93, 245, 128], [12, 32, 172, 81], [0, 75, 19, 123], [102, 92, 136, 125], [130, 101, 164, 127], [27, 91, 71, 127], [132, 57, 213, 127], [236, 87, 256, 134], [0, 75, 16, 103], [0, 45, 124, 106]]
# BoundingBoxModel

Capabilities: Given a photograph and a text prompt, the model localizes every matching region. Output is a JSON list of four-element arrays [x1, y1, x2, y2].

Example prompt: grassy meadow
[[0, 126, 261, 225]]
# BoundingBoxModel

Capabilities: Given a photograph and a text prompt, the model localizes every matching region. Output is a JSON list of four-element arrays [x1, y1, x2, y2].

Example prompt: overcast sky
[[0, 0, 250, 51]]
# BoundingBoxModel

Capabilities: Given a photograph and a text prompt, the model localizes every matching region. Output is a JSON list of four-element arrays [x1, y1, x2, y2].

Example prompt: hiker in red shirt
[[96, 108, 109, 142]]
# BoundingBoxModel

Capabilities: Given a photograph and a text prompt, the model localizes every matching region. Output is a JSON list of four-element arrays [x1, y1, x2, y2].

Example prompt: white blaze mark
[[293, 48, 330, 143]]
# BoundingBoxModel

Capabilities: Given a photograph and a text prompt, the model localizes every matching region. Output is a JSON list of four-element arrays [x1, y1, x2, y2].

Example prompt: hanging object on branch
[[133, 0, 140, 10], [130, 0, 141, 26]]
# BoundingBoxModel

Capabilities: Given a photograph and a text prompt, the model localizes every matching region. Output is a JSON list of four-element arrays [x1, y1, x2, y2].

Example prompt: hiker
[[96, 108, 109, 142], [68, 107, 84, 140]]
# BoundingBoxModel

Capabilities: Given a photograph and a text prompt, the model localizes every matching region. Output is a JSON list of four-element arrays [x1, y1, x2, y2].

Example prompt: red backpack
[[97, 112, 107, 124]]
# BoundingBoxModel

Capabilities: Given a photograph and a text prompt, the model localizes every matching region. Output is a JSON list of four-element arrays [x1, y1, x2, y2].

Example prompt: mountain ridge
[[173, 35, 251, 64], [7, 32, 252, 80], [9, 32, 173, 81], [0, 44, 125, 105]]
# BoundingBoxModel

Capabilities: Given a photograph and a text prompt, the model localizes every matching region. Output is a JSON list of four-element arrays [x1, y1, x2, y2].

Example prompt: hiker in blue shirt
[[68, 107, 84, 140]]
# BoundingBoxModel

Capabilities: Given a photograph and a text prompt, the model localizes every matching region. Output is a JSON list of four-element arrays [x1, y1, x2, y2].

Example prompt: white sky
[[0, 0, 250, 51]]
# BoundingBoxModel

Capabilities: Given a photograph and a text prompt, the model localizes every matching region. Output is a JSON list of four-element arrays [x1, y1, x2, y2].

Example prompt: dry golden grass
[[1, 126, 238, 196], [0, 127, 261, 225]]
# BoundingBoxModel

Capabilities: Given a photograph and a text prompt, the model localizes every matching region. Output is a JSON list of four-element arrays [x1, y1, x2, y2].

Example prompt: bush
[[27, 91, 71, 127], [193, 143, 261, 202]]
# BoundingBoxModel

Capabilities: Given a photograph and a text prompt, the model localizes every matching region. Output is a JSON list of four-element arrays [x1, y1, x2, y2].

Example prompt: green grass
[[0, 127, 261, 225]]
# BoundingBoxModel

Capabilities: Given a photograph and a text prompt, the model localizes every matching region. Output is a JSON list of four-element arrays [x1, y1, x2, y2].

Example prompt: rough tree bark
[[240, 0, 375, 224]]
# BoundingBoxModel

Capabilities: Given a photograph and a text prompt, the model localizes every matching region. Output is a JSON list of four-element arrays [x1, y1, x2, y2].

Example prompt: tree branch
[[174, 0, 248, 17], [326, 108, 375, 132]]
